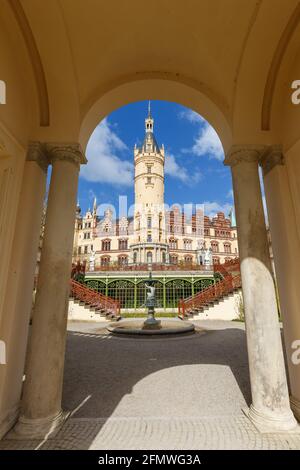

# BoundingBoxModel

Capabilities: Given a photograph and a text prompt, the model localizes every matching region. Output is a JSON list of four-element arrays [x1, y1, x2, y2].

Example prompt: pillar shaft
[[0, 144, 48, 438], [225, 145, 297, 432], [261, 146, 300, 421], [13, 143, 86, 439]]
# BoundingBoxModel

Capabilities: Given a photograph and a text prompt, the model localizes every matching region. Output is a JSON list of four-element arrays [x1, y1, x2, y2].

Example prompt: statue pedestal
[[143, 307, 161, 329]]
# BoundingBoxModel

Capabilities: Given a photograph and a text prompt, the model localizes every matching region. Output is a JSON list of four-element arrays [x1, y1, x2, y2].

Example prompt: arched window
[[183, 239, 192, 250], [169, 238, 178, 249], [118, 239, 128, 250], [224, 243, 231, 253], [147, 251, 152, 264], [101, 256, 110, 266], [102, 239, 111, 251], [211, 241, 219, 253], [118, 255, 128, 266], [170, 254, 178, 265], [133, 251, 138, 263]]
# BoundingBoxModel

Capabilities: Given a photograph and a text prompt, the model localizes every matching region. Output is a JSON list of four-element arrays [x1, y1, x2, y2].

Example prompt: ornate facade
[[73, 105, 238, 269]]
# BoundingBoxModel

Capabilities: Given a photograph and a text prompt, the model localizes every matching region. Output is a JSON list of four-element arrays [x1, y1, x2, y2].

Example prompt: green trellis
[[84, 275, 215, 310], [165, 279, 192, 308], [107, 280, 135, 308], [193, 278, 214, 295], [85, 279, 106, 295]]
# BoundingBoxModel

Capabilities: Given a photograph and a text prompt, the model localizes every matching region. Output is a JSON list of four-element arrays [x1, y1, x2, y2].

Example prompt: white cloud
[[226, 189, 234, 199], [165, 153, 202, 184], [202, 201, 233, 218], [179, 109, 224, 160], [178, 109, 205, 124], [191, 125, 224, 160], [80, 118, 133, 186]]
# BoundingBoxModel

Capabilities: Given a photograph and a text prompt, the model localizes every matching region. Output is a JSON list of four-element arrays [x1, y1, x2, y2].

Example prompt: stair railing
[[178, 260, 241, 318], [70, 280, 120, 317]]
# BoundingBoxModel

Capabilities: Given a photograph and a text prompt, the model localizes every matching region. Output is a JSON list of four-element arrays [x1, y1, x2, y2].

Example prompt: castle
[[73, 104, 238, 270]]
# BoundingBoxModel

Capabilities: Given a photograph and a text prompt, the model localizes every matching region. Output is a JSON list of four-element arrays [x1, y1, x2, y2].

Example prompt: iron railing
[[70, 279, 120, 317], [178, 260, 241, 318]]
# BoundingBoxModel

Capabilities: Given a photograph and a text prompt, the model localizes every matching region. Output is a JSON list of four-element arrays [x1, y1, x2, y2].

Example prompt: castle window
[[147, 232, 152, 242], [118, 239, 128, 250], [211, 241, 219, 253], [169, 238, 178, 250], [102, 239, 111, 251], [147, 216, 152, 229], [224, 243, 231, 253], [147, 177, 152, 185], [84, 246, 88, 254], [184, 239, 192, 250], [147, 165, 152, 174], [147, 251, 152, 264], [170, 254, 178, 264], [101, 256, 110, 267], [118, 255, 128, 266]]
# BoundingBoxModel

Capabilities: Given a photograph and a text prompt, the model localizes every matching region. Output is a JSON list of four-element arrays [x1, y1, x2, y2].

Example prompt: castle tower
[[130, 102, 169, 264]]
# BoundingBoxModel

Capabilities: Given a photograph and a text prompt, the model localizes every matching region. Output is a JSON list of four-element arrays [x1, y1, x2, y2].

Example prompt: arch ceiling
[[0, 0, 299, 152]]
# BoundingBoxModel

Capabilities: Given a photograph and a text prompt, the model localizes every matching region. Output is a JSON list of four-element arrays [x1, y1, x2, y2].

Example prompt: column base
[[0, 405, 20, 440], [8, 410, 70, 440], [290, 396, 300, 423], [244, 405, 299, 433]]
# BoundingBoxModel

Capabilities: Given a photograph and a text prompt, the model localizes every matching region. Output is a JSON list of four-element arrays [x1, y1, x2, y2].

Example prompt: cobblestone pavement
[[1, 320, 300, 450]]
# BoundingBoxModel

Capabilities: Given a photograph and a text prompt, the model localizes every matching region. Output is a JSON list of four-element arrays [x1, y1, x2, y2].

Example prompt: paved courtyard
[[1, 319, 300, 450]]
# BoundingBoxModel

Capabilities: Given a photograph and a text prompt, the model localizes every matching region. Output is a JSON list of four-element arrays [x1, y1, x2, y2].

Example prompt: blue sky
[[78, 100, 234, 218]]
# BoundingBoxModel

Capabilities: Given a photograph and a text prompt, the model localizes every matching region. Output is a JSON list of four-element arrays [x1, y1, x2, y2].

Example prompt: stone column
[[13, 143, 87, 439], [261, 145, 300, 422], [225, 145, 297, 432], [0, 143, 48, 438]]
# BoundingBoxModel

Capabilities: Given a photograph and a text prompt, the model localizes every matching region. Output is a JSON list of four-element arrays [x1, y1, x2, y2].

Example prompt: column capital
[[45, 142, 87, 167], [26, 141, 49, 173], [224, 144, 267, 167], [259, 145, 285, 176]]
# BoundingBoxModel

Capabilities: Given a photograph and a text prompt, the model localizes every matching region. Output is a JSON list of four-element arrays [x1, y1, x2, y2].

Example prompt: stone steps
[[184, 288, 242, 321], [69, 297, 117, 320]]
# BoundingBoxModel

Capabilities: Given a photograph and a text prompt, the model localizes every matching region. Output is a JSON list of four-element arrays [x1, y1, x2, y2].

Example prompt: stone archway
[[1, 1, 300, 441]]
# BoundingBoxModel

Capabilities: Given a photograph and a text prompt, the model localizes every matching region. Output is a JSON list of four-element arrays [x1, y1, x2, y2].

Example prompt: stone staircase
[[178, 260, 242, 320], [69, 280, 120, 321], [183, 287, 242, 321]]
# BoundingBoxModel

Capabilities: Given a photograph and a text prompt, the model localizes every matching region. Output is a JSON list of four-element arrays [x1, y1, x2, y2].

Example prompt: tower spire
[[145, 101, 154, 134]]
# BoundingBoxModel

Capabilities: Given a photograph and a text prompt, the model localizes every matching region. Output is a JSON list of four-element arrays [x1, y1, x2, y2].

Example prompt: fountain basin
[[107, 317, 195, 336]]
